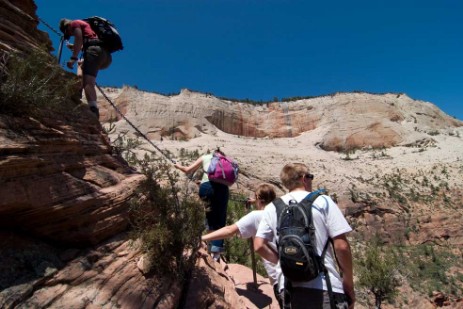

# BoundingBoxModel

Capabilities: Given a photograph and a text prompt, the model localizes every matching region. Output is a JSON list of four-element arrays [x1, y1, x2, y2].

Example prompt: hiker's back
[[275, 190, 328, 283], [83, 16, 123, 53], [270, 191, 342, 289]]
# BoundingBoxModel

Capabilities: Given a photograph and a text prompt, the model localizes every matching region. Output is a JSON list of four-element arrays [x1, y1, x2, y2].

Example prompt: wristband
[[70, 56, 78, 61]]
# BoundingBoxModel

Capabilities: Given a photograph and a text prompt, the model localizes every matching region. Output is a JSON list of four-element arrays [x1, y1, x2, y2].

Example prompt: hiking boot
[[90, 106, 100, 119]]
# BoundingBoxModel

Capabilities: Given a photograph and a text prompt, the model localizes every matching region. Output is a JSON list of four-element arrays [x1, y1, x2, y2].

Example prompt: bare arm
[[202, 224, 239, 242], [333, 234, 355, 308], [71, 27, 83, 59], [174, 156, 203, 175], [66, 26, 83, 69], [254, 237, 278, 264]]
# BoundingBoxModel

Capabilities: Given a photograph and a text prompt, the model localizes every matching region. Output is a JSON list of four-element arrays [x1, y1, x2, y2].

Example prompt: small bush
[[0, 49, 78, 115], [395, 244, 463, 301], [129, 155, 205, 279], [178, 148, 200, 161], [111, 130, 143, 166], [355, 239, 400, 308]]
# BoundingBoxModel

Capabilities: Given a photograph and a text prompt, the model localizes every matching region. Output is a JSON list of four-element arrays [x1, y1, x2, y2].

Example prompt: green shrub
[[111, 130, 143, 166], [129, 155, 205, 279], [355, 239, 400, 308], [0, 49, 79, 115], [178, 148, 200, 161], [395, 244, 463, 300]]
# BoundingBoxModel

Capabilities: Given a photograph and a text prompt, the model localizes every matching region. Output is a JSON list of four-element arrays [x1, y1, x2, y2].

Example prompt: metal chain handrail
[[37, 16, 63, 38], [96, 84, 176, 163]]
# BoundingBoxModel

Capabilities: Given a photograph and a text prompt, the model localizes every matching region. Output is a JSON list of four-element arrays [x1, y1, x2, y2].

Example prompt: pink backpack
[[207, 152, 239, 186]]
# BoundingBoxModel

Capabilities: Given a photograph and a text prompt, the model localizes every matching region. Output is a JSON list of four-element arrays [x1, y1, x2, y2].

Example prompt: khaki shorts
[[82, 45, 112, 77]]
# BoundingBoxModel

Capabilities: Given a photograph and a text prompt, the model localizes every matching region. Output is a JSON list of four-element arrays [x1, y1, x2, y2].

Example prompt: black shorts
[[290, 287, 349, 309], [82, 45, 112, 77]]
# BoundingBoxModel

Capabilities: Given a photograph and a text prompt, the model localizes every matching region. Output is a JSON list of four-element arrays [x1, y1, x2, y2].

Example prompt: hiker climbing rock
[[174, 148, 232, 262], [59, 18, 116, 119]]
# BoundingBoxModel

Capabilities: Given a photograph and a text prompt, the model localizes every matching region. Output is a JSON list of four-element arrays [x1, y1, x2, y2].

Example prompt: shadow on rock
[[236, 282, 273, 308]]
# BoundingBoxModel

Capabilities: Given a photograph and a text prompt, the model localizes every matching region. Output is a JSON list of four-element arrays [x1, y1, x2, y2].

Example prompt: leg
[[82, 46, 102, 118], [82, 74, 99, 118], [77, 60, 84, 98], [199, 181, 220, 260], [83, 74, 97, 102], [208, 183, 229, 253]]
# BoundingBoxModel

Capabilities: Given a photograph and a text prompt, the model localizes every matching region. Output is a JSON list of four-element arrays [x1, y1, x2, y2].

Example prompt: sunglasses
[[304, 173, 314, 180]]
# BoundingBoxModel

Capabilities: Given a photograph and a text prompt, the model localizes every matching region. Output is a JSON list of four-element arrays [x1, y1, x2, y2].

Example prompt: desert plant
[[110, 130, 144, 166], [396, 244, 463, 301], [0, 49, 78, 115], [349, 185, 359, 203], [109, 132, 206, 279], [342, 149, 357, 160], [129, 154, 205, 279], [356, 239, 400, 309], [178, 148, 200, 161]]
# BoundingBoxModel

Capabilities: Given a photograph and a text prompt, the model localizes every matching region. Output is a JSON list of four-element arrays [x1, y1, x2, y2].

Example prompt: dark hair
[[59, 18, 72, 39]]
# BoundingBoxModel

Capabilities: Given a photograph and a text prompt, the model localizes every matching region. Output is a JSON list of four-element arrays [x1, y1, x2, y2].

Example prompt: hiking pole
[[57, 36, 64, 64], [96, 84, 176, 164], [249, 237, 257, 286]]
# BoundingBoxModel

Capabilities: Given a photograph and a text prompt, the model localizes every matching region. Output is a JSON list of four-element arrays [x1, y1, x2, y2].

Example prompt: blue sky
[[36, 0, 462, 120]]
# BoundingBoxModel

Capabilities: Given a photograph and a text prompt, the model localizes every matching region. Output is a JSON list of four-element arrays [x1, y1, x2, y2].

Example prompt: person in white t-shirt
[[202, 183, 286, 308], [254, 163, 355, 309]]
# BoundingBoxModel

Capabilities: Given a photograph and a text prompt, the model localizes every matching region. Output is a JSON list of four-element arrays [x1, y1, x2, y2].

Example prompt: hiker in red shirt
[[59, 19, 112, 119]]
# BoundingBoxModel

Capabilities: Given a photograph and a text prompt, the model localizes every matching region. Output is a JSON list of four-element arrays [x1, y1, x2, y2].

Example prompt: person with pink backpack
[[174, 148, 238, 261]]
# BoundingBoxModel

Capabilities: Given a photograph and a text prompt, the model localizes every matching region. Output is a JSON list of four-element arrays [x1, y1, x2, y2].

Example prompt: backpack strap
[[320, 238, 336, 309], [300, 188, 326, 206], [300, 189, 336, 309], [298, 189, 324, 247], [273, 197, 287, 235]]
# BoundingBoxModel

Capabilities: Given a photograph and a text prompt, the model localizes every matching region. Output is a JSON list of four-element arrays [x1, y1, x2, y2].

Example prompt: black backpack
[[275, 189, 331, 282], [83, 16, 123, 53]]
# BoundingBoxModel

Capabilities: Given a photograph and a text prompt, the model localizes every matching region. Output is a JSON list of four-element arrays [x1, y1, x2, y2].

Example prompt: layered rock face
[[0, 1, 174, 308], [1, 233, 260, 309], [0, 0, 144, 246], [0, 113, 144, 245], [100, 87, 462, 152], [0, 0, 52, 53]]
